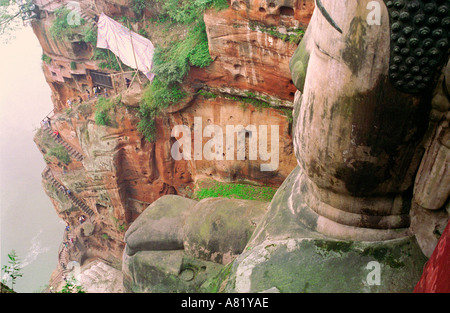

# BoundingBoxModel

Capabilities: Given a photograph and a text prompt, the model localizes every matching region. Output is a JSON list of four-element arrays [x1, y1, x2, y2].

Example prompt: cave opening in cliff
[[280, 6, 295, 17], [234, 74, 246, 83], [71, 41, 90, 58]]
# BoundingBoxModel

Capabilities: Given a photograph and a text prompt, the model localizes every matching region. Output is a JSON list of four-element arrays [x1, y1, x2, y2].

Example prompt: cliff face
[[31, 0, 313, 274], [29, 0, 450, 293]]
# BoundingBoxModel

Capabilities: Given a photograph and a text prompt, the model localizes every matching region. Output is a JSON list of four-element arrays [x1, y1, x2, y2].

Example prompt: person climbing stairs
[[43, 167, 95, 217], [41, 125, 84, 162]]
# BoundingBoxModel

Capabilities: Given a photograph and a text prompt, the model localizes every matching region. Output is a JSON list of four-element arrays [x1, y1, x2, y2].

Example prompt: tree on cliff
[[0, 0, 35, 42]]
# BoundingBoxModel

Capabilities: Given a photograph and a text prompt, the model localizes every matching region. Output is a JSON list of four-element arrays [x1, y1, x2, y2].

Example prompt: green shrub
[[92, 48, 133, 72], [156, 0, 228, 24], [70, 61, 77, 70], [95, 110, 110, 126], [94, 96, 120, 126], [189, 40, 213, 67], [92, 48, 121, 71], [137, 0, 228, 142], [248, 21, 306, 44], [49, 7, 80, 40], [197, 89, 217, 99], [151, 0, 224, 85], [1, 250, 23, 291], [137, 118, 157, 143], [41, 53, 52, 64], [46, 145, 71, 165], [58, 277, 85, 293], [132, 0, 147, 18], [138, 28, 149, 38], [82, 27, 97, 46], [138, 78, 186, 142]]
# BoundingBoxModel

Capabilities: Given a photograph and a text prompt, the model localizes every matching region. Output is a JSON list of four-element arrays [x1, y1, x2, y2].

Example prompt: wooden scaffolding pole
[[110, 29, 128, 89], [128, 21, 143, 85]]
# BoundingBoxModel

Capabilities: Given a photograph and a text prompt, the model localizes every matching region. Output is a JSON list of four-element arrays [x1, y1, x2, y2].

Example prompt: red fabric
[[414, 221, 450, 293]]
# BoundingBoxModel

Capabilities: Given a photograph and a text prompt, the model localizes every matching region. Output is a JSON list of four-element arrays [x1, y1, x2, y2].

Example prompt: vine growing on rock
[[94, 96, 122, 127], [49, 7, 85, 40], [131, 0, 147, 19], [138, 0, 228, 143], [45, 145, 71, 165]]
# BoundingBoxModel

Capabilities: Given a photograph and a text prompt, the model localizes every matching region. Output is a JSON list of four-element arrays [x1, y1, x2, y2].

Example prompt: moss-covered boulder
[[122, 195, 268, 293], [124, 195, 198, 256], [184, 198, 268, 265], [123, 250, 224, 293], [222, 236, 427, 293]]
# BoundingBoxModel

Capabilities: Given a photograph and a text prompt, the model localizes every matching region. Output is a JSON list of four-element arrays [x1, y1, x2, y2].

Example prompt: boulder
[[124, 195, 198, 256], [184, 198, 268, 264], [122, 250, 224, 293], [122, 195, 268, 292]]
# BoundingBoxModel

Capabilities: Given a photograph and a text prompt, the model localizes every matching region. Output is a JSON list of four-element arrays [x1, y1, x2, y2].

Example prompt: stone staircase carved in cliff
[[57, 226, 78, 280], [43, 167, 95, 217], [58, 244, 70, 276], [42, 126, 84, 162], [79, 1, 98, 30]]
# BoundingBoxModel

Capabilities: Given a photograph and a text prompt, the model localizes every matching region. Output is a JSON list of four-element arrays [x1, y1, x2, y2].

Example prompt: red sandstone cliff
[[32, 0, 313, 271]]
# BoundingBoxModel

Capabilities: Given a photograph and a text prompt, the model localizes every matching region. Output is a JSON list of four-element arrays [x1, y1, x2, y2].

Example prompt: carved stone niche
[[230, 0, 315, 27]]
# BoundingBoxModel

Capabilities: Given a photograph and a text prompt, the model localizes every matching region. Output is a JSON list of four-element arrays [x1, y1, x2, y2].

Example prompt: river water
[[0, 25, 63, 293]]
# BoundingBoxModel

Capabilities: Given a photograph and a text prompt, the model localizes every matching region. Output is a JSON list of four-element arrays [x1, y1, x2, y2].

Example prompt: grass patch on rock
[[194, 179, 276, 202]]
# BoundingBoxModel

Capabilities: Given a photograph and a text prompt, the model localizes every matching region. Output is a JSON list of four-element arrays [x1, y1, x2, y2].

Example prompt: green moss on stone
[[314, 240, 354, 255]]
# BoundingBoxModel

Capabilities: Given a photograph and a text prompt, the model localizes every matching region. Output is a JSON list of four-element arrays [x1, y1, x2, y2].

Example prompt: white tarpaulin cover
[[96, 13, 155, 80]]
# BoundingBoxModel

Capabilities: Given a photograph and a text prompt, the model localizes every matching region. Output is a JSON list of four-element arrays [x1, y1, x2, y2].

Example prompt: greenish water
[[0, 26, 63, 293]]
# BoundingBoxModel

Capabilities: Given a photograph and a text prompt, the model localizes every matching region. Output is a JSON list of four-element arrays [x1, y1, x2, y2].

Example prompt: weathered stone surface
[[169, 95, 297, 186], [414, 115, 450, 211], [184, 198, 268, 264], [77, 260, 124, 293], [225, 236, 427, 293], [122, 250, 224, 293], [81, 221, 95, 237], [124, 195, 198, 256], [202, 5, 303, 102], [221, 167, 427, 293], [292, 1, 426, 199], [229, 0, 314, 27], [285, 0, 450, 241], [410, 201, 449, 258], [123, 250, 183, 292], [122, 195, 268, 292], [411, 63, 450, 258]]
